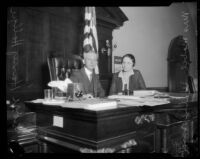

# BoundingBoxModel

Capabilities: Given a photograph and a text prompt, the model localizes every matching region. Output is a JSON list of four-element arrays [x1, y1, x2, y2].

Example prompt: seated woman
[[109, 53, 146, 95]]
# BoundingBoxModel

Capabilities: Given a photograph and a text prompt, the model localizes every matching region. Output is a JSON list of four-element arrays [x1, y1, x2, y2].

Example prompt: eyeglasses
[[122, 62, 133, 65]]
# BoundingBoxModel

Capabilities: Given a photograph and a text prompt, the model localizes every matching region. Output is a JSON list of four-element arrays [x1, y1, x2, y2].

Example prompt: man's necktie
[[89, 74, 92, 82]]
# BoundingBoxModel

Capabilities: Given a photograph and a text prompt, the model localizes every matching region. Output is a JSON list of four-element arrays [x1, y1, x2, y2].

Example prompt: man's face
[[84, 52, 98, 71]]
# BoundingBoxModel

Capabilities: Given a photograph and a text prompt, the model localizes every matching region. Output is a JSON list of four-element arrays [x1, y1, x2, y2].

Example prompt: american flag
[[83, 7, 99, 74], [83, 7, 98, 54]]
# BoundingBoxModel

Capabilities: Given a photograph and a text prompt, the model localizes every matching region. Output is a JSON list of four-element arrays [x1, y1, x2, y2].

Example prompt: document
[[48, 78, 73, 92], [118, 97, 170, 107]]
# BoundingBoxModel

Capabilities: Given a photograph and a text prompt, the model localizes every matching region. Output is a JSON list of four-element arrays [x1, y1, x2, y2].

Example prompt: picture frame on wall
[[114, 56, 122, 73]]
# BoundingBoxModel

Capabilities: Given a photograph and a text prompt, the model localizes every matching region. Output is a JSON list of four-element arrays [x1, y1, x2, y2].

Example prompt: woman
[[109, 54, 146, 95]]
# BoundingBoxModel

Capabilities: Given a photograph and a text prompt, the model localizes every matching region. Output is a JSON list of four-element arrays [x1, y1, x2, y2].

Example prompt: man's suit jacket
[[70, 68, 105, 97], [109, 69, 146, 95]]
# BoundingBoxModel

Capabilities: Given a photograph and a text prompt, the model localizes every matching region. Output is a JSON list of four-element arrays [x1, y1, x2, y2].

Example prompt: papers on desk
[[133, 90, 158, 97], [30, 99, 45, 103], [108, 95, 170, 107], [29, 99, 65, 105], [108, 95, 141, 100], [119, 98, 169, 106], [168, 95, 188, 99], [42, 99, 65, 105], [48, 78, 72, 92], [60, 99, 118, 111], [108, 90, 160, 99], [29, 98, 118, 111]]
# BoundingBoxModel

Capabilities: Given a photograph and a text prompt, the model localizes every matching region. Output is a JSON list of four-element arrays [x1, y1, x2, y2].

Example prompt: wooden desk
[[153, 94, 198, 156], [23, 93, 198, 154]]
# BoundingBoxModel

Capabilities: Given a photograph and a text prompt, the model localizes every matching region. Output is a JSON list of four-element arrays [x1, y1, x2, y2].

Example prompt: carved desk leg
[[156, 123, 168, 153], [161, 128, 168, 153], [189, 120, 194, 143], [39, 142, 48, 153]]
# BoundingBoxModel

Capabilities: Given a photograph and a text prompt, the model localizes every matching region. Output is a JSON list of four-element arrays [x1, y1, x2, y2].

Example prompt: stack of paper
[[29, 99, 66, 105], [133, 90, 158, 97], [108, 95, 142, 100], [30, 99, 44, 103], [108, 95, 170, 107], [60, 99, 118, 111], [42, 99, 65, 105]]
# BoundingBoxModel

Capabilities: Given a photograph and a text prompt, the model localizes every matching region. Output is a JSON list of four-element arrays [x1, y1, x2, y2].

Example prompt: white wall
[[112, 2, 197, 88]]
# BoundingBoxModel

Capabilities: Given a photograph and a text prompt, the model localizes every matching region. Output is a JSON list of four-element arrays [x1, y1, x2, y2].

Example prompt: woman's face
[[122, 56, 134, 72]]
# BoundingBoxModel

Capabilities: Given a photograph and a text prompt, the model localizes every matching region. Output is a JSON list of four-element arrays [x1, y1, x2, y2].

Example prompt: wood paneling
[[6, 7, 83, 100], [6, 7, 128, 100]]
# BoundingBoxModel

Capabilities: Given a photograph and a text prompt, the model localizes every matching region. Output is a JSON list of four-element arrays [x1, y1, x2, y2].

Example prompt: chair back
[[47, 55, 83, 81]]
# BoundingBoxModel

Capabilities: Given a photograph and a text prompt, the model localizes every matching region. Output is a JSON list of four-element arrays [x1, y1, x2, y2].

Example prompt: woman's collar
[[118, 69, 134, 78]]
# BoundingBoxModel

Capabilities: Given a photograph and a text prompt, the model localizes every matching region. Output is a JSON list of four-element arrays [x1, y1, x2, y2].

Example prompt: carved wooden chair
[[47, 55, 83, 97], [47, 55, 83, 81], [47, 57, 68, 81]]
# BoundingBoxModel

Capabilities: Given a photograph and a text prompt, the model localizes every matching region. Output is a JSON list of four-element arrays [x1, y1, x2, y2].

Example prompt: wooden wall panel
[[6, 7, 83, 100], [6, 7, 127, 100]]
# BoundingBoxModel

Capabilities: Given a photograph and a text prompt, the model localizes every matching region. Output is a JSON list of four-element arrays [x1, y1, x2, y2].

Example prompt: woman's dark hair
[[122, 54, 135, 67]]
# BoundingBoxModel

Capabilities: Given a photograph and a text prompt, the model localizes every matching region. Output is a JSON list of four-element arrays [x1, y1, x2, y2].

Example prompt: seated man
[[69, 51, 105, 98]]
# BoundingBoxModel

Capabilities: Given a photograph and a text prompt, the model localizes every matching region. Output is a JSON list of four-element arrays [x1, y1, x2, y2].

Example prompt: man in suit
[[70, 51, 105, 98]]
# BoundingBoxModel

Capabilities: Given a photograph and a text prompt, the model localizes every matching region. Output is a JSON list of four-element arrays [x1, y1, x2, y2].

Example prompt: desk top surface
[[25, 93, 198, 118]]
